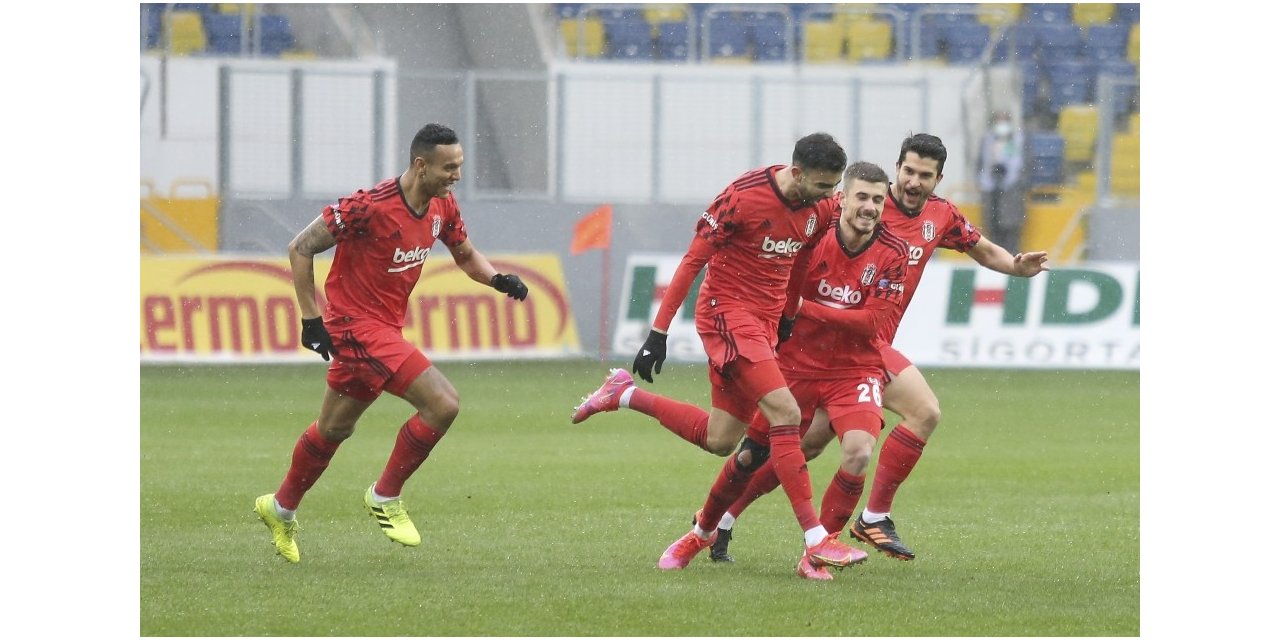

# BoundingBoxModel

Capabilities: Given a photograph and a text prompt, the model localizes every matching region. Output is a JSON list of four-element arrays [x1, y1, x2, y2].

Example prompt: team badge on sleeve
[[922, 221, 936, 241], [805, 213, 818, 237], [431, 216, 442, 238]]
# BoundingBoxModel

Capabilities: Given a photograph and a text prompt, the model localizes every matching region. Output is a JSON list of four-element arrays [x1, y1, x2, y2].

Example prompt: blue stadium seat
[[555, 3, 583, 20], [1005, 21, 1041, 62], [205, 14, 244, 55], [1084, 24, 1129, 62], [945, 22, 990, 63], [1028, 133, 1066, 186], [258, 14, 294, 56], [707, 13, 750, 60], [743, 11, 789, 62], [1020, 61, 1044, 114], [142, 6, 163, 50], [1022, 3, 1073, 24], [1036, 22, 1082, 61], [1112, 3, 1141, 28], [605, 17, 653, 60], [1045, 59, 1094, 114], [657, 21, 690, 61]]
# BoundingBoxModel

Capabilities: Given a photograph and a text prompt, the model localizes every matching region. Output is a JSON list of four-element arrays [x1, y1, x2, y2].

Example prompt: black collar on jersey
[[888, 183, 924, 219], [836, 223, 883, 258]]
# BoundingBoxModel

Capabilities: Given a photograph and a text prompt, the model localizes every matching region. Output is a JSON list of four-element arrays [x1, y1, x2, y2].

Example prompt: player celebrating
[[708, 133, 1050, 564], [253, 123, 529, 563], [571, 133, 856, 567], [665, 161, 910, 579]]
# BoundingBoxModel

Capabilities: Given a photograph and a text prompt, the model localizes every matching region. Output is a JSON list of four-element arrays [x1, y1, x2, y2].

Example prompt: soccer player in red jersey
[[665, 161, 911, 579], [707, 133, 1051, 564], [570, 133, 850, 567], [253, 124, 529, 563]]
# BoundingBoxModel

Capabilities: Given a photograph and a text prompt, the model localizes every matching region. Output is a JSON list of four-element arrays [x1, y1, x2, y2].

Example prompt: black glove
[[632, 329, 668, 383], [300, 317, 337, 361], [777, 316, 796, 346], [491, 273, 528, 301]]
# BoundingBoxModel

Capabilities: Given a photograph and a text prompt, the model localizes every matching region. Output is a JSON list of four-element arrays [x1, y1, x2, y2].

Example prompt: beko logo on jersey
[[817, 278, 859, 305], [389, 246, 431, 272], [761, 236, 803, 256], [700, 211, 719, 230]]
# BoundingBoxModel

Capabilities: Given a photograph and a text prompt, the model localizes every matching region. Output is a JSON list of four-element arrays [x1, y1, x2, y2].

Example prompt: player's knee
[[903, 402, 941, 437], [318, 421, 355, 442], [424, 395, 460, 430], [733, 437, 771, 472], [705, 433, 737, 457], [841, 445, 874, 475]]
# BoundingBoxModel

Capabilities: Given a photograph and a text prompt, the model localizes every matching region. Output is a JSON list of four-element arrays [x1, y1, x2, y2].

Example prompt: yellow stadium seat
[[1127, 112, 1139, 134], [644, 4, 686, 24], [804, 21, 844, 62], [1109, 132, 1140, 197], [832, 3, 880, 27], [978, 3, 1023, 27], [1127, 23, 1139, 62], [1057, 104, 1100, 165], [561, 17, 605, 58], [845, 18, 893, 62], [166, 10, 207, 56], [1072, 3, 1114, 27], [217, 3, 255, 15]]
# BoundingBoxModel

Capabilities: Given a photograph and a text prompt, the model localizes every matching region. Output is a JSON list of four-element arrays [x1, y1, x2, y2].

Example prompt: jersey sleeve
[[322, 189, 374, 242], [939, 200, 982, 252], [651, 233, 716, 332], [437, 195, 469, 248], [695, 186, 742, 249]]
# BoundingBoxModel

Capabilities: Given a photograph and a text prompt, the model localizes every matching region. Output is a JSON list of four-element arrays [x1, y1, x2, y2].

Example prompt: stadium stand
[[1028, 132, 1066, 187], [1084, 23, 1129, 62], [166, 10, 208, 56], [205, 13, 245, 55], [845, 17, 894, 62], [944, 21, 990, 64], [1071, 2, 1114, 28], [1056, 104, 1099, 167], [802, 19, 843, 62], [258, 14, 295, 56]]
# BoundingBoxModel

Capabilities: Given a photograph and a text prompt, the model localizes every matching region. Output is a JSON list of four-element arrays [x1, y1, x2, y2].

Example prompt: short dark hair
[[844, 160, 889, 186], [410, 124, 459, 163], [897, 133, 947, 173], [792, 132, 847, 174]]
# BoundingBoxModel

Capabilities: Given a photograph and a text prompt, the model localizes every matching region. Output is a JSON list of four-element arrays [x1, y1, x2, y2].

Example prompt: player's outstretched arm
[[967, 236, 1050, 277], [448, 239, 529, 300]]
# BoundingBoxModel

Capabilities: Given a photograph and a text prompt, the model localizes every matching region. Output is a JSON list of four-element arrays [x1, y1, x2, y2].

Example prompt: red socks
[[866, 424, 926, 514], [769, 427, 820, 531], [275, 422, 341, 510], [374, 414, 445, 498], [627, 388, 711, 452], [694, 453, 756, 531], [819, 468, 866, 534]]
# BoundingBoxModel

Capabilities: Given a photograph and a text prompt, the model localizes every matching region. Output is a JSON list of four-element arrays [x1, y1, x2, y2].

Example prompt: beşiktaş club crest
[[861, 263, 878, 285], [431, 216, 442, 238], [805, 213, 818, 237], [922, 221, 936, 241]]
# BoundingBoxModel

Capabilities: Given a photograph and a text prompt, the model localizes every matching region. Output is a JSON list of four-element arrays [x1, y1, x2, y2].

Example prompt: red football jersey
[[686, 166, 838, 322], [320, 177, 468, 327], [779, 225, 910, 380], [876, 189, 981, 344]]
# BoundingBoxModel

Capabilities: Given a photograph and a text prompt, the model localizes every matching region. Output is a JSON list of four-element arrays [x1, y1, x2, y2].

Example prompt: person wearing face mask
[[977, 111, 1027, 253]]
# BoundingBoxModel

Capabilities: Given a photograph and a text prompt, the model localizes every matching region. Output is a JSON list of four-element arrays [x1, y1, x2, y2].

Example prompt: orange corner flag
[[570, 204, 613, 255]]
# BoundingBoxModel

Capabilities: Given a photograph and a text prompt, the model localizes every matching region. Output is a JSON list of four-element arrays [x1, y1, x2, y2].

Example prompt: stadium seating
[[1127, 23, 1139, 62], [644, 3, 687, 25], [706, 12, 751, 61], [560, 16, 605, 58], [976, 3, 1021, 27], [1096, 60, 1138, 117], [803, 20, 844, 62], [1045, 59, 1094, 114], [1028, 132, 1066, 187], [1112, 3, 1140, 27], [1056, 104, 1099, 165], [1084, 23, 1129, 62], [258, 14, 295, 56], [944, 22, 990, 64], [605, 15, 654, 60], [1036, 22, 1083, 61], [142, 6, 163, 50], [1022, 3, 1073, 24], [657, 21, 690, 61], [742, 10, 790, 62], [1020, 60, 1044, 115], [166, 10, 208, 56], [205, 13, 244, 55], [845, 17, 893, 62], [1108, 131, 1139, 197], [1071, 2, 1114, 28]]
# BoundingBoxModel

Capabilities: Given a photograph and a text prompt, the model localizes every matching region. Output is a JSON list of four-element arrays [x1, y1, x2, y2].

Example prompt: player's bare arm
[[288, 216, 337, 318], [447, 238, 499, 286], [967, 236, 1050, 277]]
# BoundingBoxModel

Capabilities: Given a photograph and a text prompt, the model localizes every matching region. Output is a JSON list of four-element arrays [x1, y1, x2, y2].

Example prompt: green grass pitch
[[140, 360, 1138, 636]]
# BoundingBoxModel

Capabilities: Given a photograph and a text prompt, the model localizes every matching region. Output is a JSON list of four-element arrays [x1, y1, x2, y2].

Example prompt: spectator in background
[[977, 111, 1026, 253]]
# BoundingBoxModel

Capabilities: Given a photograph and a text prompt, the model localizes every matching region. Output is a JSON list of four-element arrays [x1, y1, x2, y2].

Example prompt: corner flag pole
[[599, 241, 610, 362]]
